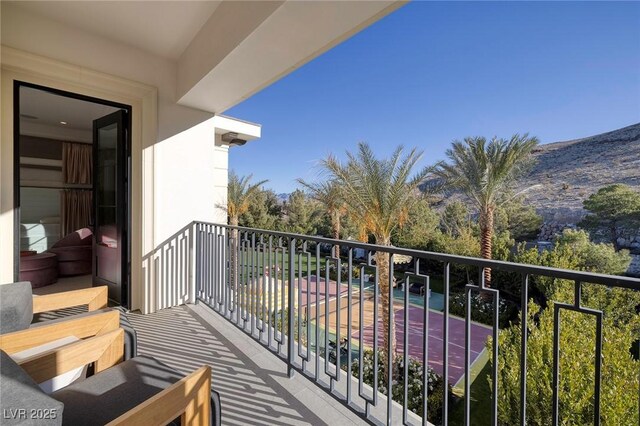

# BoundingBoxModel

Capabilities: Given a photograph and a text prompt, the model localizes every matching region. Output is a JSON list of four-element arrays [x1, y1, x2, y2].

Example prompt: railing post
[[287, 237, 296, 378], [189, 222, 196, 304]]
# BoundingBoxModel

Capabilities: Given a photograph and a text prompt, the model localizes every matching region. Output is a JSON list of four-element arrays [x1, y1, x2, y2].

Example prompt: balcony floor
[[127, 303, 366, 426]]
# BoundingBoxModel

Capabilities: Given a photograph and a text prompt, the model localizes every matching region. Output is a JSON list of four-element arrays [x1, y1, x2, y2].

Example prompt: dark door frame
[[13, 81, 132, 306], [92, 110, 130, 307]]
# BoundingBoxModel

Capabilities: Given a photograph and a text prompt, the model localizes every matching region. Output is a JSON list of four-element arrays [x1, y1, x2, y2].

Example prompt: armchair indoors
[[48, 227, 93, 277]]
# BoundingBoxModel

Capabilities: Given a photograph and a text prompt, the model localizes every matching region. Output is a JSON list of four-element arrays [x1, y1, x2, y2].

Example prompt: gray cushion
[[113, 306, 138, 359], [52, 356, 192, 425], [30, 308, 138, 360], [0, 350, 64, 425], [0, 282, 34, 333]]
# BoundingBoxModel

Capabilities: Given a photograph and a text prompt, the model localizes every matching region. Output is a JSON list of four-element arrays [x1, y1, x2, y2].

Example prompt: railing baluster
[[268, 236, 273, 348], [594, 311, 602, 426], [347, 248, 353, 405], [288, 237, 296, 377], [553, 280, 603, 426], [387, 253, 394, 426], [336, 254, 342, 384], [464, 280, 472, 426], [259, 235, 266, 340], [373, 254, 379, 409], [280, 240, 287, 353], [552, 302, 561, 426], [251, 233, 257, 333], [442, 262, 450, 425], [422, 274, 430, 426], [403, 273, 409, 425], [273, 244, 281, 347], [315, 243, 321, 382], [234, 230, 240, 324], [520, 274, 529, 426], [306, 244, 312, 370], [491, 284, 499, 426]]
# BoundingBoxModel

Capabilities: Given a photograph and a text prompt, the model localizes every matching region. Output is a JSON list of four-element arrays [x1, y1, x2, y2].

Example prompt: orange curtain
[[62, 142, 92, 184], [60, 190, 92, 236]]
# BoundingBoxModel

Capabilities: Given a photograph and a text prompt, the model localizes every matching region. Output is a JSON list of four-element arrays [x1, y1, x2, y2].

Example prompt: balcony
[[135, 221, 640, 425], [127, 304, 365, 425]]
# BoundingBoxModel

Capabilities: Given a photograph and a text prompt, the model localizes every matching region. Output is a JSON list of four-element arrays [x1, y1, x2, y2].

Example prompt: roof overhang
[[1, 1, 406, 115], [177, 1, 406, 113], [213, 115, 261, 147]]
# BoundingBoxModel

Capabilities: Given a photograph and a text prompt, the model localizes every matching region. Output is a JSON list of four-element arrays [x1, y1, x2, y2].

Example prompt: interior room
[[17, 86, 121, 295]]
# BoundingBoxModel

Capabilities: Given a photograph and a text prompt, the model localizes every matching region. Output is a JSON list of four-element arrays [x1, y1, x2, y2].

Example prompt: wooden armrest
[[0, 310, 120, 354], [107, 365, 212, 426], [18, 329, 124, 383], [32, 286, 108, 314]]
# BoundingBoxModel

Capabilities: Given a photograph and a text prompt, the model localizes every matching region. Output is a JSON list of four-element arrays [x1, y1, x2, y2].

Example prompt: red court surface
[[351, 306, 491, 385], [294, 275, 492, 385], [296, 275, 348, 306]]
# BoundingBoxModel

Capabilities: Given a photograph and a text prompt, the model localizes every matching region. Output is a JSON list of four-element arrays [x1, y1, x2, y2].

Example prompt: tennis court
[[295, 275, 492, 385]]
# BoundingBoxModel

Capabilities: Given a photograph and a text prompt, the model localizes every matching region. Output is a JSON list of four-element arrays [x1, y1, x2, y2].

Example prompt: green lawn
[[449, 362, 493, 425]]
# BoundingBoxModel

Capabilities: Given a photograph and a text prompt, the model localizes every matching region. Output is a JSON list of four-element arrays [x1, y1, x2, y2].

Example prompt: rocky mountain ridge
[[517, 122, 640, 223]]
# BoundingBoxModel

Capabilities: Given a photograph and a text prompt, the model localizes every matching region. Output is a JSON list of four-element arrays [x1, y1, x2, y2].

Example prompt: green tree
[[220, 171, 268, 288], [579, 184, 640, 250], [282, 189, 320, 235], [297, 179, 346, 257], [224, 171, 269, 227], [428, 226, 481, 285], [239, 189, 282, 230], [434, 135, 539, 286], [494, 195, 543, 241], [321, 142, 432, 373], [440, 200, 473, 237], [393, 197, 440, 250]]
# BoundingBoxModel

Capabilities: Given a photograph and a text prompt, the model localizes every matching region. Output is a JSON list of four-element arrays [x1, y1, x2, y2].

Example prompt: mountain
[[516, 122, 640, 223]]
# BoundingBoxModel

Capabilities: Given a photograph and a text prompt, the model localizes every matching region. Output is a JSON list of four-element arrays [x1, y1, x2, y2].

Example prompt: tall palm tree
[[434, 135, 538, 286], [296, 179, 345, 257], [321, 142, 432, 370], [225, 171, 269, 227], [220, 171, 268, 288]]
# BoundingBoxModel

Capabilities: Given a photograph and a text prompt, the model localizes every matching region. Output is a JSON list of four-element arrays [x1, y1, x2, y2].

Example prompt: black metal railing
[[192, 221, 640, 425]]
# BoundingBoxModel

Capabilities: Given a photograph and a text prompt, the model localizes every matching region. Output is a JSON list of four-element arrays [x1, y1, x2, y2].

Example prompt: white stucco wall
[[0, 7, 245, 312], [154, 118, 229, 244]]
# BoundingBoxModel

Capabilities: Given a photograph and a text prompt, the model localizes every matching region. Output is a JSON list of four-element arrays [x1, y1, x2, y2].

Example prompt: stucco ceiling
[[7, 1, 222, 60]]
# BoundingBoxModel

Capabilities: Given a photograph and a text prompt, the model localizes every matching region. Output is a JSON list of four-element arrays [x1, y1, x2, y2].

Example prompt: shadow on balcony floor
[[128, 304, 365, 426]]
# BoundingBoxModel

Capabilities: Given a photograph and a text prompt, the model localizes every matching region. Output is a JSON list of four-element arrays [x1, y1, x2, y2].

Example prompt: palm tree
[[296, 179, 345, 257], [225, 171, 269, 227], [321, 142, 432, 371], [434, 135, 538, 286], [219, 171, 268, 288]]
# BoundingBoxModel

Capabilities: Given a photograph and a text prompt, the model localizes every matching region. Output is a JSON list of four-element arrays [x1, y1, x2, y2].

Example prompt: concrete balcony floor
[[127, 303, 366, 426]]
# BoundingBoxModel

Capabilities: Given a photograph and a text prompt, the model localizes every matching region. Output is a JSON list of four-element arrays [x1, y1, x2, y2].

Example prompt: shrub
[[448, 292, 517, 329], [579, 184, 640, 249], [494, 287, 640, 425], [493, 196, 543, 241], [512, 229, 631, 299], [351, 349, 451, 425], [319, 262, 360, 282], [268, 308, 307, 345]]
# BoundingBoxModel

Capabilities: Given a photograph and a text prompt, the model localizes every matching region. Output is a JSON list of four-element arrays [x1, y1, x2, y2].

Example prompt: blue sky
[[227, 1, 640, 193]]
